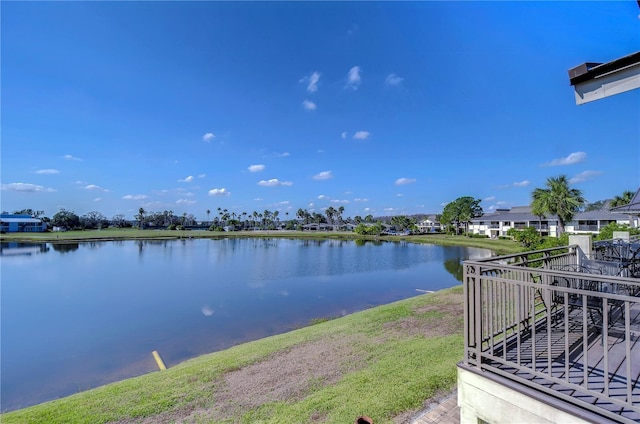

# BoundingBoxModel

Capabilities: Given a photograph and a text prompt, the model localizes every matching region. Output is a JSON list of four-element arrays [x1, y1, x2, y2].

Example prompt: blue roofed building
[[0, 214, 48, 233]]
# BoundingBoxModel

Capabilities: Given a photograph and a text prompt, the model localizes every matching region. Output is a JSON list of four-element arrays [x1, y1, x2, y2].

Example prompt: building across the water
[[0, 214, 48, 233]]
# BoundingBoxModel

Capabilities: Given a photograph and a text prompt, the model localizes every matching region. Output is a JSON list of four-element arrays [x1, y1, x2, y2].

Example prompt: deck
[[463, 242, 640, 423], [486, 304, 640, 422]]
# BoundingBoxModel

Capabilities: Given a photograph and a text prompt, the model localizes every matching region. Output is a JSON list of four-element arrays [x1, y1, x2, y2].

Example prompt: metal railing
[[463, 245, 640, 423], [576, 225, 600, 231]]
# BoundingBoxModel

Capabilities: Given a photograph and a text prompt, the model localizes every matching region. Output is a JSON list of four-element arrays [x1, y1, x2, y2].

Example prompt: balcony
[[576, 225, 600, 231], [460, 243, 640, 423]]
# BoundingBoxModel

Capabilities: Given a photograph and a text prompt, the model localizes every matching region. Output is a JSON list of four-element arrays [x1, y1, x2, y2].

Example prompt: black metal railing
[[463, 245, 640, 423]]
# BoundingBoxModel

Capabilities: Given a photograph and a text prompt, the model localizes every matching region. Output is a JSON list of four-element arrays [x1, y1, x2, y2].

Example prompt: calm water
[[0, 238, 492, 411]]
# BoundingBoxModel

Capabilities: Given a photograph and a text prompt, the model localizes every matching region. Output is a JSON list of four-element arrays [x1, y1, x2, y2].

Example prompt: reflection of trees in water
[[136, 239, 171, 256], [443, 258, 464, 282], [354, 239, 383, 247], [86, 242, 105, 250], [301, 239, 327, 247], [52, 243, 79, 254]]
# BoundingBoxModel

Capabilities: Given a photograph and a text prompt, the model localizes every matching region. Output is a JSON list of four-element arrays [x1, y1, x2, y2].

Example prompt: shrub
[[595, 222, 640, 241]]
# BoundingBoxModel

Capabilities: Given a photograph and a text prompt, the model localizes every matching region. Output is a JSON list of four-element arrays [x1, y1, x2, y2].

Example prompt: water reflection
[[51, 243, 79, 254], [0, 242, 49, 256], [443, 258, 464, 282], [1, 238, 492, 412]]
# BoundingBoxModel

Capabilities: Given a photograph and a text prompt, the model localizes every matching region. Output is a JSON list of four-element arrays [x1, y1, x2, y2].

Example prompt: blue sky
[[2, 1, 639, 221]]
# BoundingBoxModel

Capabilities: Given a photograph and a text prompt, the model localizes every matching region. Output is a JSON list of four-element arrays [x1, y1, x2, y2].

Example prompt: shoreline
[[1, 229, 524, 255], [2, 285, 466, 423]]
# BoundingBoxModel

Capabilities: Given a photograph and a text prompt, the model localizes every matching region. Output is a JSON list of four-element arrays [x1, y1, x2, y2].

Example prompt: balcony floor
[[485, 303, 640, 422]]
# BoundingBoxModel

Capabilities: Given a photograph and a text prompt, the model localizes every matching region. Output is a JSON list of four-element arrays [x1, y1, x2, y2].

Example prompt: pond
[[0, 238, 492, 411]]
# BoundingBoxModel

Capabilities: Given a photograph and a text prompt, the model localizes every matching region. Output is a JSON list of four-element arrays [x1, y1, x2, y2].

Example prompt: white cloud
[[94, 198, 102, 202], [35, 169, 60, 174], [198, 174, 206, 179], [275, 152, 290, 158], [318, 195, 329, 200], [201, 305, 214, 317], [254, 197, 263, 201], [1, 182, 56, 192], [395, 177, 416, 185], [543, 151, 586, 166], [331, 199, 350, 204], [513, 180, 530, 187], [346, 66, 361, 90], [484, 196, 496, 201], [208, 188, 231, 197], [248, 164, 266, 173], [353, 131, 370, 140], [178, 175, 195, 183], [570, 170, 602, 184], [84, 184, 109, 192], [300, 71, 321, 93], [202, 132, 215, 142], [313, 171, 333, 180], [341, 132, 348, 139], [354, 198, 369, 202], [385, 73, 404, 86], [123, 194, 149, 200], [258, 179, 292, 187], [302, 99, 317, 110], [63, 154, 82, 161], [177, 199, 197, 205]]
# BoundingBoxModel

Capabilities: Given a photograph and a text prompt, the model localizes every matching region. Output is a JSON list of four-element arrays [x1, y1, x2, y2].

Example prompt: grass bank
[[2, 287, 464, 424], [1, 229, 524, 255]]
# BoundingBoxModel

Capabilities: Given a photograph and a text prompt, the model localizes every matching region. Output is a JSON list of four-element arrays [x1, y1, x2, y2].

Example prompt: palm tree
[[206, 209, 211, 225], [531, 175, 585, 236], [137, 207, 146, 229], [610, 190, 634, 208]]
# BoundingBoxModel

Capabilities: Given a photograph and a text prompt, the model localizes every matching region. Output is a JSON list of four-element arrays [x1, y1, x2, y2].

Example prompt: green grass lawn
[[1, 287, 465, 424]]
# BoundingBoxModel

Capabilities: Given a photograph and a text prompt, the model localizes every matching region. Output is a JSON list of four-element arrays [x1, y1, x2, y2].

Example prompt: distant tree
[[364, 214, 374, 223], [325, 206, 337, 225], [135, 207, 146, 229], [531, 175, 585, 236], [354, 223, 384, 236], [81, 211, 109, 229], [337, 206, 345, 224], [440, 197, 483, 235], [610, 190, 635, 208], [584, 200, 607, 212], [111, 214, 129, 228], [12, 209, 44, 218], [312, 212, 326, 224], [51, 209, 80, 230], [390, 215, 417, 232], [206, 209, 211, 224]]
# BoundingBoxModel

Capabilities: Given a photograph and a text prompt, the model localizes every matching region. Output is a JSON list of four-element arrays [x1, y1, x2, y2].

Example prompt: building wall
[[0, 215, 46, 233], [458, 367, 590, 424]]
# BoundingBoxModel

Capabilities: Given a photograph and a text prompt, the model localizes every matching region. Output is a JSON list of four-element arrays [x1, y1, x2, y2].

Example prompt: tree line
[[6, 177, 634, 235]]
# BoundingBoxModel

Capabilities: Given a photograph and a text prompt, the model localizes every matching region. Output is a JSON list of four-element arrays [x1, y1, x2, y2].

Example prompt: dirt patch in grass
[[208, 335, 365, 420], [119, 335, 365, 423]]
